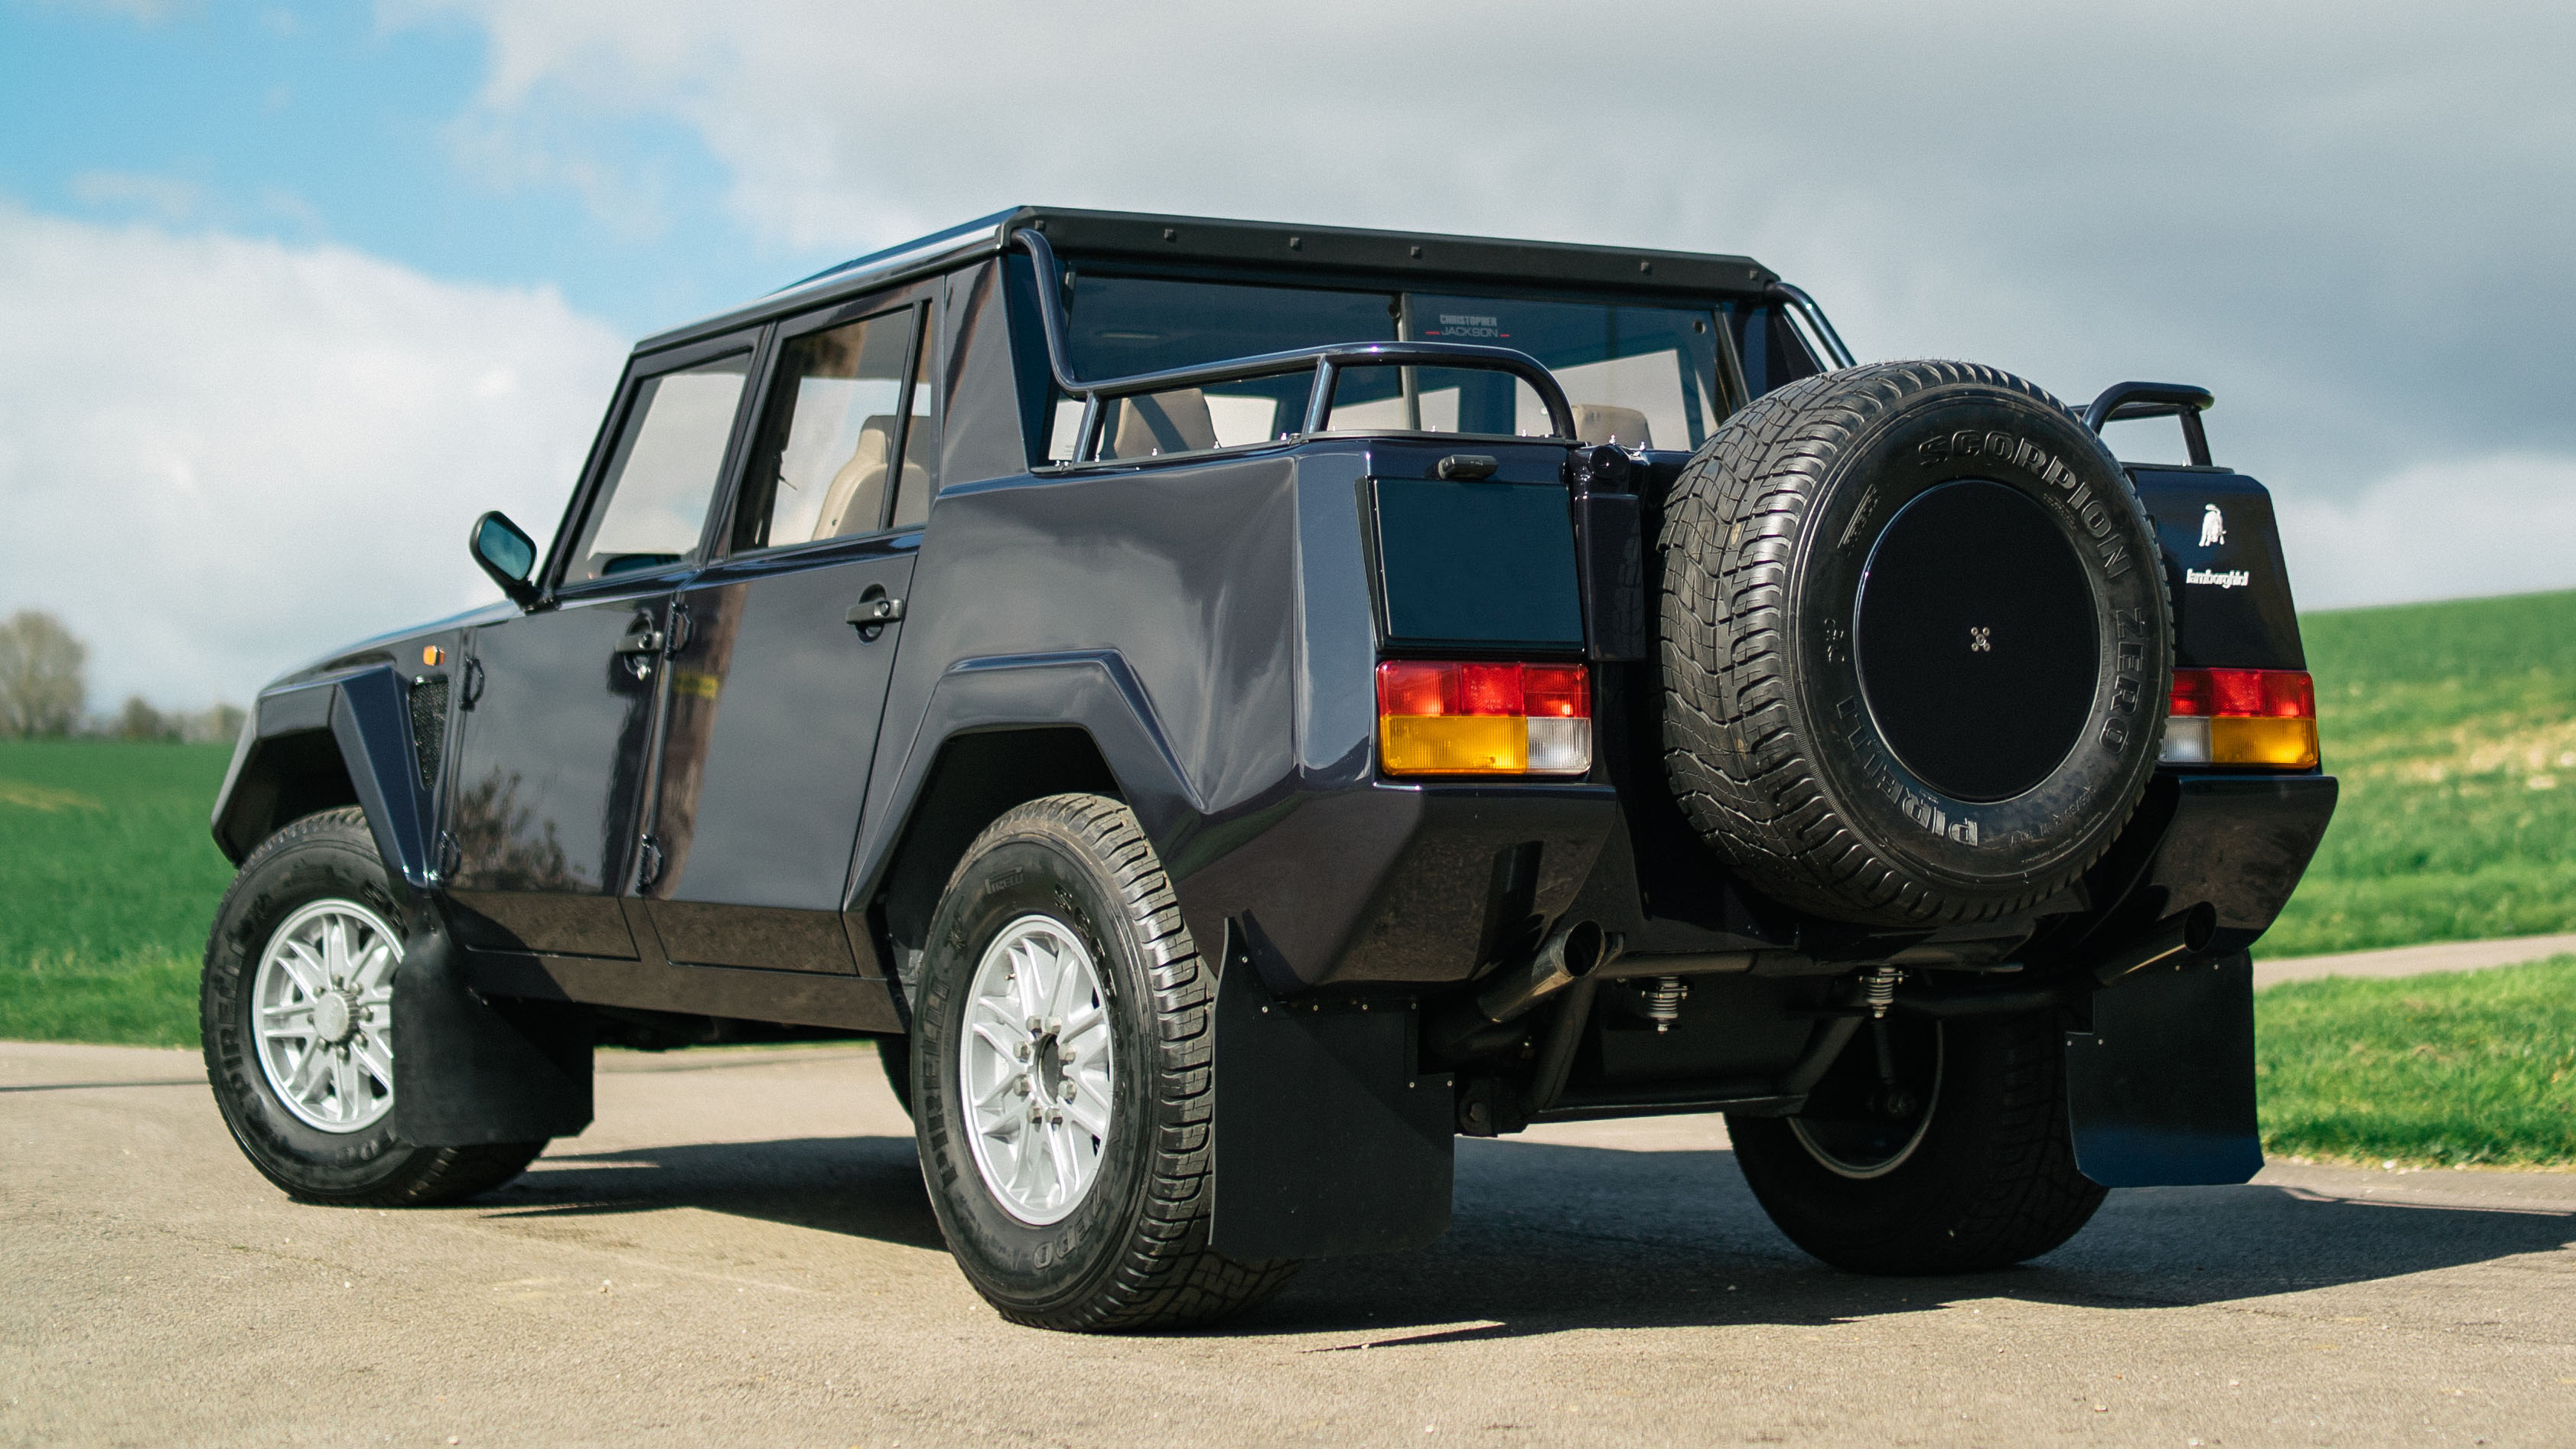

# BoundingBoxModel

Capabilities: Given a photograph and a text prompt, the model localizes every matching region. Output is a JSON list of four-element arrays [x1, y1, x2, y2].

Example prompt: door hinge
[[636, 834, 665, 890]]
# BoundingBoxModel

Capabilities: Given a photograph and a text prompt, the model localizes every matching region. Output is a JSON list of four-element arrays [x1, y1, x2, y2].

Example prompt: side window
[[734, 307, 928, 550], [1724, 301, 1825, 401], [565, 353, 751, 583]]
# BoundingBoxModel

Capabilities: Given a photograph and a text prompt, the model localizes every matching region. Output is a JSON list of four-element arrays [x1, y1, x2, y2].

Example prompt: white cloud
[[2276, 454, 2576, 611], [0, 204, 625, 711]]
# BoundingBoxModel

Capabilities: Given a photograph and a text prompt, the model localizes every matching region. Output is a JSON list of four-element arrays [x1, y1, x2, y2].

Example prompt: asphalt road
[[6, 1039, 2572, 1447]]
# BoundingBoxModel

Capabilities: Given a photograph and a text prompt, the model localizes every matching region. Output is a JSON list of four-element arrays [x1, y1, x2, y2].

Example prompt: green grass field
[[2260, 588, 2576, 957], [2257, 956, 2576, 1168], [0, 739, 236, 1047]]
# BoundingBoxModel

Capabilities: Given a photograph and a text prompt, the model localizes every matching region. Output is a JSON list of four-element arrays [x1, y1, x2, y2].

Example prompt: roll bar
[[1011, 228, 1578, 462], [2084, 381, 2216, 467]]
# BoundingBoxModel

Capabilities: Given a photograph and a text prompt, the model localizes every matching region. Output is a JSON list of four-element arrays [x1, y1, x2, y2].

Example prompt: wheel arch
[[213, 666, 435, 891], [870, 725, 1122, 969], [857, 650, 1207, 977]]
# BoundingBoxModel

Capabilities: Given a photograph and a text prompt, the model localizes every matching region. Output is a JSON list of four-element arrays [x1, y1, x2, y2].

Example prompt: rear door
[[446, 336, 757, 956], [637, 289, 940, 973]]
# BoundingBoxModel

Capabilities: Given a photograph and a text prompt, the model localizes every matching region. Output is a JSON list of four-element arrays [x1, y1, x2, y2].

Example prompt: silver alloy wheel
[[958, 913, 1115, 1226], [252, 898, 401, 1134], [1789, 1031, 1944, 1180]]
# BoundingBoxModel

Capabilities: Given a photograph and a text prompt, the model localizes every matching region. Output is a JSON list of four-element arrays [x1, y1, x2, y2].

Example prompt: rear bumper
[[2141, 771, 2339, 956]]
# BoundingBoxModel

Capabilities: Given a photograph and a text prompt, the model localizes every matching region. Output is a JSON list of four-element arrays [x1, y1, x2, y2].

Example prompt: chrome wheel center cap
[[312, 992, 355, 1044]]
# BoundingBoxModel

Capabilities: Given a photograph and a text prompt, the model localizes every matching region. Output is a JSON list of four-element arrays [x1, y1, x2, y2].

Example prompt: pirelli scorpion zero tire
[[1663, 360, 2172, 925], [201, 808, 545, 1206], [911, 794, 1300, 1332]]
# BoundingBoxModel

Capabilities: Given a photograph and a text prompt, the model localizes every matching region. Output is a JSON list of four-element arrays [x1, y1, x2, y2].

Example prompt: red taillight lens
[[1520, 664, 1590, 719], [1457, 662, 1523, 718], [2167, 669, 2317, 720], [2163, 668, 2318, 769], [1376, 661, 1591, 776], [1376, 659, 1457, 717]]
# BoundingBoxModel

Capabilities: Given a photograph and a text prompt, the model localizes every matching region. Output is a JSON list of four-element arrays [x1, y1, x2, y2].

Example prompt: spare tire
[[1660, 360, 2170, 926]]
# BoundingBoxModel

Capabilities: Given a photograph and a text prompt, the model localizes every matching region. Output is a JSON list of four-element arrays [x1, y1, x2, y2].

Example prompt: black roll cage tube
[[1011, 227, 1578, 464], [2085, 380, 2216, 467]]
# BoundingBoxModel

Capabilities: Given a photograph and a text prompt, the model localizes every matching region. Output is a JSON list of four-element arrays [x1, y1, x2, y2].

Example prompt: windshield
[[1049, 273, 1741, 459]]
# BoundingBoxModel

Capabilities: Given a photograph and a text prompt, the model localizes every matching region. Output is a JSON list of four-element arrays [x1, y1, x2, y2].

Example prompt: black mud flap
[[2063, 952, 2262, 1187], [1209, 935, 1454, 1260], [390, 920, 594, 1146]]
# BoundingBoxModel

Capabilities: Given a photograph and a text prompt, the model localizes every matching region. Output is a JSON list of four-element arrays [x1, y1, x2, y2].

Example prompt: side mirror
[[471, 510, 542, 607]]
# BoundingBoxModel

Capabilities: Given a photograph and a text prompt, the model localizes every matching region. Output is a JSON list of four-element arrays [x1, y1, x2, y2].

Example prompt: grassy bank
[[2256, 956, 2576, 1168], [2258, 588, 2576, 957], [0, 740, 236, 1047]]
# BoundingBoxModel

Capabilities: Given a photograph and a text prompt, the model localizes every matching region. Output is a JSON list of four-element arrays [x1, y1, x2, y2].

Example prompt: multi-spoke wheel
[[911, 793, 1300, 1332], [252, 899, 401, 1133], [958, 916, 1115, 1224], [204, 808, 545, 1205]]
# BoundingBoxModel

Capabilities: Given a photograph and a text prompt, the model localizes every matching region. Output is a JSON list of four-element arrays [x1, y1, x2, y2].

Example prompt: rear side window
[[1050, 275, 1398, 461], [1724, 301, 1825, 399], [734, 308, 926, 549], [565, 353, 750, 583]]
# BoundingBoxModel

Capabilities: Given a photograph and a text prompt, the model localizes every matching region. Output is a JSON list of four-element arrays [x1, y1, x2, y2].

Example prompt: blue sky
[[0, 2, 799, 333], [2, 0, 2572, 709]]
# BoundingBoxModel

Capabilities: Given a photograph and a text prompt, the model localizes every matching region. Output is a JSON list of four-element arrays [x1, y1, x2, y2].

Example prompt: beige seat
[[812, 416, 928, 539], [1570, 403, 1653, 449], [1110, 388, 1218, 457]]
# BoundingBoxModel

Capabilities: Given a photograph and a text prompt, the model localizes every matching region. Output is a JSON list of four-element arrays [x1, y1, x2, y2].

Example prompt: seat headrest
[[1112, 388, 1218, 457], [1570, 403, 1653, 450]]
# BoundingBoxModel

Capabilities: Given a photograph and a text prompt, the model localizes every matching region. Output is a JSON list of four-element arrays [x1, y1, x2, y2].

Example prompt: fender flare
[[213, 666, 435, 891], [849, 649, 1206, 907]]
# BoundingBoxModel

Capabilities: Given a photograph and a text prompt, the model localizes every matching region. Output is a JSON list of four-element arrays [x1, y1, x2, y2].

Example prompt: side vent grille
[[407, 676, 451, 789]]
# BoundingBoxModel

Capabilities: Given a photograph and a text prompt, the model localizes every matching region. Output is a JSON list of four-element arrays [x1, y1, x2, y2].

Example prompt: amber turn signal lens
[[421, 645, 445, 666]]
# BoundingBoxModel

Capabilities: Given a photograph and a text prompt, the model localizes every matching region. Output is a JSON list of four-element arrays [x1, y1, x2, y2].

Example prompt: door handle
[[613, 630, 666, 656], [844, 598, 904, 627]]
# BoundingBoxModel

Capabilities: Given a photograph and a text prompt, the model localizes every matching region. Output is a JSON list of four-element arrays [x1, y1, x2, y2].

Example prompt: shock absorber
[[1862, 964, 1900, 1019], [1640, 975, 1689, 1033]]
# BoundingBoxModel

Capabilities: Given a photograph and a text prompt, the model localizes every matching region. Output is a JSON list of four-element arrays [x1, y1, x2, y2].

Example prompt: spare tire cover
[[1659, 360, 2171, 926]]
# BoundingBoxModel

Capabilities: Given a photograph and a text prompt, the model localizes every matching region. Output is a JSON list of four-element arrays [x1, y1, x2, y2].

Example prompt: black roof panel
[[639, 206, 1779, 354]]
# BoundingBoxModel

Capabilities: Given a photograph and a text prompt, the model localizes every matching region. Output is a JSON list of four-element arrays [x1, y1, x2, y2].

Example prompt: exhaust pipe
[[2090, 902, 2218, 986], [1430, 919, 1607, 1061]]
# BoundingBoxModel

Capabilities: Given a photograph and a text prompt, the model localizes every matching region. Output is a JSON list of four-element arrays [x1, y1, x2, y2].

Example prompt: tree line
[[0, 610, 246, 742]]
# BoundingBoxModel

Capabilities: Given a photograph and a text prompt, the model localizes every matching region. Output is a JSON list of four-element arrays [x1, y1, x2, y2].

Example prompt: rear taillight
[[1377, 661, 1591, 777], [2161, 667, 2319, 769]]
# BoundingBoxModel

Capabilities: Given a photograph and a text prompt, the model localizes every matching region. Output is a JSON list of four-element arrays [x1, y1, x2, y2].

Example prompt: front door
[[445, 339, 757, 957], [637, 298, 936, 972]]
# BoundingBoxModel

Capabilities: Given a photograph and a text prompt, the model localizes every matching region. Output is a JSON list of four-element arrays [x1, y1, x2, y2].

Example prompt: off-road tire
[[1728, 1009, 2106, 1274], [202, 808, 545, 1205], [878, 1033, 913, 1118], [1661, 360, 2171, 926], [911, 794, 1299, 1331]]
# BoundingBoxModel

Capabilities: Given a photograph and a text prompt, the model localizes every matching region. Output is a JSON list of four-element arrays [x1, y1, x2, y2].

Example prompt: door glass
[[738, 310, 919, 549], [565, 353, 750, 583]]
